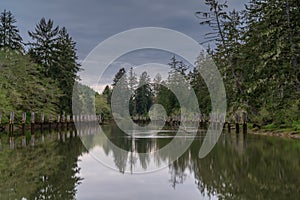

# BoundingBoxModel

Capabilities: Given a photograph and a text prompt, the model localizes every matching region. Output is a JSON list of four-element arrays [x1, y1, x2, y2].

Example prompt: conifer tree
[[0, 10, 23, 50]]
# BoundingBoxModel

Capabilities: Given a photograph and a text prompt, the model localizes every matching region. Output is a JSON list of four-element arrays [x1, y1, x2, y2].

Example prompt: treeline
[[106, 0, 300, 129], [103, 56, 208, 119], [195, 0, 300, 128], [0, 10, 81, 123]]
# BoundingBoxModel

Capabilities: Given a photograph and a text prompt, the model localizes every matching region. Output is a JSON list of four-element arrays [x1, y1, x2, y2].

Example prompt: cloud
[[1, 0, 248, 89]]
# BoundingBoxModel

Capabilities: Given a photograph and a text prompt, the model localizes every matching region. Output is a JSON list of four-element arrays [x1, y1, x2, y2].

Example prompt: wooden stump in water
[[9, 112, 14, 137], [31, 112, 35, 136], [242, 112, 247, 134], [227, 122, 231, 133], [235, 112, 240, 134]]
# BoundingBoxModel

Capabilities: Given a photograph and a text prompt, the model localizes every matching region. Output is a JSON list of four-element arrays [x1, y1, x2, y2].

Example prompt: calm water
[[1, 124, 300, 199]]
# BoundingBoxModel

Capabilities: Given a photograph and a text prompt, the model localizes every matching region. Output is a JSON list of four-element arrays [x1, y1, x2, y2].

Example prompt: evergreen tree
[[55, 27, 81, 113], [28, 18, 59, 77], [102, 85, 112, 104], [127, 67, 138, 116], [29, 19, 80, 113], [135, 71, 153, 116], [111, 68, 129, 117], [0, 10, 23, 50]]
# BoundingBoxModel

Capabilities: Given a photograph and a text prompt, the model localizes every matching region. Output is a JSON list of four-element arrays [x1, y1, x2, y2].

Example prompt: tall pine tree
[[0, 10, 23, 50]]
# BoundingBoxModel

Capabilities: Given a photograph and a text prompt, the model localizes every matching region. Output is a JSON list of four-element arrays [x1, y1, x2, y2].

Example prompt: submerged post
[[49, 115, 53, 132], [61, 114, 65, 131], [21, 112, 26, 147], [235, 112, 240, 134], [227, 120, 231, 133], [67, 115, 70, 130], [41, 113, 45, 133], [56, 115, 60, 130], [31, 112, 35, 135], [9, 112, 14, 137], [242, 112, 247, 134], [22, 112, 26, 135]]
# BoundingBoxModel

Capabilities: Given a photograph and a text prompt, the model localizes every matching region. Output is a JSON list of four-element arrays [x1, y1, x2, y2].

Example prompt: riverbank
[[249, 128, 300, 139]]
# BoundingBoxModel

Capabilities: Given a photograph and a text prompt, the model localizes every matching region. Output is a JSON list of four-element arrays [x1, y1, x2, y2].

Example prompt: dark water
[[0, 124, 300, 200]]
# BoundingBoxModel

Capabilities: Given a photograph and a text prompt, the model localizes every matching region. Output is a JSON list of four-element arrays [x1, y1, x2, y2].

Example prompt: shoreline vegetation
[[1, 0, 300, 139]]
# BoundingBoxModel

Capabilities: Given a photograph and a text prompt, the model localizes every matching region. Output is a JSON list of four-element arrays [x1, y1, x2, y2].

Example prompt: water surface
[[1, 124, 300, 199]]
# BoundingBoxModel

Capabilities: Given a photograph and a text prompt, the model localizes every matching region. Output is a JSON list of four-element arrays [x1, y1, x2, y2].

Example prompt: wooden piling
[[49, 115, 53, 132], [22, 112, 26, 135], [61, 114, 65, 131], [56, 115, 60, 130], [41, 113, 45, 133], [242, 112, 247, 134], [227, 121, 231, 133], [67, 115, 70, 130], [31, 112, 35, 135], [9, 112, 14, 137], [235, 112, 240, 134]]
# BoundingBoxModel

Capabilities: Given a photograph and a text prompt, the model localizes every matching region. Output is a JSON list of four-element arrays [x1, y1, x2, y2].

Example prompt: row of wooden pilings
[[0, 112, 104, 137], [132, 111, 248, 134]]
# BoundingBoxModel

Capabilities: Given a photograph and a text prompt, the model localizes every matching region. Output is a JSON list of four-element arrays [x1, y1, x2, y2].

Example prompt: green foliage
[[135, 71, 153, 116], [95, 93, 111, 119], [0, 10, 23, 50], [0, 47, 62, 123], [28, 18, 80, 114], [196, 0, 300, 128]]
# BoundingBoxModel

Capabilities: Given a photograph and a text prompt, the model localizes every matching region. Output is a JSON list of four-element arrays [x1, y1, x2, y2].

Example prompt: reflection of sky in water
[[76, 150, 218, 200]]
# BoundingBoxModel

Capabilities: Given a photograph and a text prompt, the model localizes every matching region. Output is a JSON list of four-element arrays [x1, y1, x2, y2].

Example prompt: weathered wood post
[[56, 115, 60, 131], [9, 112, 14, 149], [31, 112, 35, 134], [41, 113, 45, 133], [242, 112, 247, 134], [67, 115, 70, 130], [22, 112, 26, 147], [49, 115, 53, 132], [227, 120, 231, 133], [61, 114, 65, 131], [9, 112, 14, 137], [31, 112, 35, 146], [22, 112, 26, 135], [235, 112, 240, 134]]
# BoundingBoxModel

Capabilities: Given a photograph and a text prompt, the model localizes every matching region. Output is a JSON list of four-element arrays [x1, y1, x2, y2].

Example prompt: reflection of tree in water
[[30, 135, 86, 199], [168, 135, 300, 199], [0, 132, 87, 200], [80, 123, 300, 199], [103, 126, 300, 199]]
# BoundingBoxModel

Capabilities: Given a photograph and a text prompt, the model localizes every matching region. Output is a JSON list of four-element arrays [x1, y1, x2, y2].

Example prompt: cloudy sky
[[1, 0, 247, 92]]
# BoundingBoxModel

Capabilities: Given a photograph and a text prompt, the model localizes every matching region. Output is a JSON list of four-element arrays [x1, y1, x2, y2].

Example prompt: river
[[0, 123, 299, 199]]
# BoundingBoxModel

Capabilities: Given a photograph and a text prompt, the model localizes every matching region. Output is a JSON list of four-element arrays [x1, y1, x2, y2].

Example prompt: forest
[[104, 0, 300, 130], [1, 0, 300, 130], [0, 10, 81, 123]]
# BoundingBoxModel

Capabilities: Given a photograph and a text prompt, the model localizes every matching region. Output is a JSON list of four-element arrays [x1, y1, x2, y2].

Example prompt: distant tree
[[153, 73, 162, 99], [127, 67, 138, 116], [102, 85, 112, 104], [111, 68, 129, 117], [112, 68, 127, 87], [168, 56, 189, 77], [0, 10, 23, 50], [135, 71, 153, 116]]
